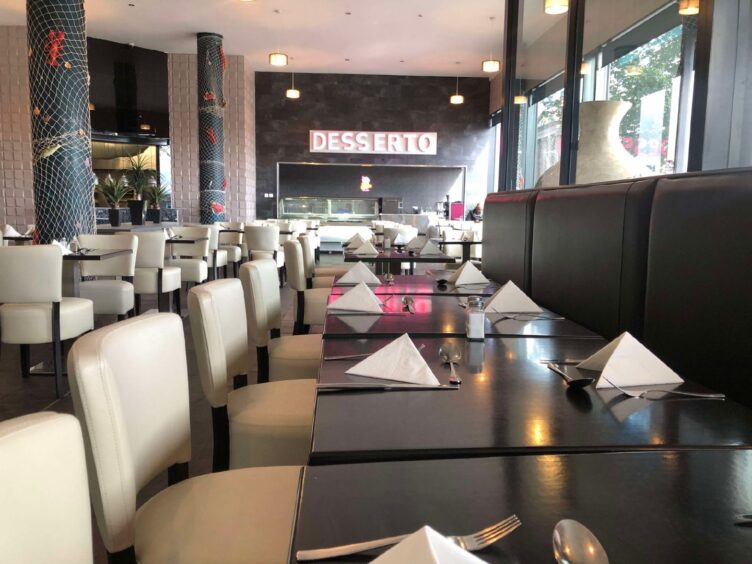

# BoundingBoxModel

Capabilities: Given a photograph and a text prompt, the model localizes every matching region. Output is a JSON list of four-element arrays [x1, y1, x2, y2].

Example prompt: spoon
[[547, 363, 594, 389], [402, 296, 415, 314], [553, 519, 609, 564], [439, 344, 463, 384]]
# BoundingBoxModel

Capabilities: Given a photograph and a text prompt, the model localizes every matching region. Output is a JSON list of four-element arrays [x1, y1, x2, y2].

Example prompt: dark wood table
[[3, 235, 33, 245], [311, 336, 752, 464], [434, 239, 482, 262], [63, 249, 134, 298], [344, 249, 456, 275], [330, 274, 500, 297], [293, 450, 752, 562], [324, 296, 599, 339]]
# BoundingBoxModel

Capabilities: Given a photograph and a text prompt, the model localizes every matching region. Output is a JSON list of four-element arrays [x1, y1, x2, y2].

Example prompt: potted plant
[[125, 152, 154, 225], [145, 178, 171, 224], [96, 175, 129, 227]]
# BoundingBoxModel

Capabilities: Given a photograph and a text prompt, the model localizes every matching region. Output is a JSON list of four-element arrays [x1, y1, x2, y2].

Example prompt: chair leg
[[294, 291, 305, 335], [257, 346, 270, 383], [134, 294, 141, 315], [303, 323, 311, 334], [233, 262, 239, 278], [173, 289, 181, 316], [52, 302, 63, 399], [20, 344, 30, 378], [158, 292, 169, 313], [223, 265, 229, 278], [167, 462, 189, 486], [278, 267, 284, 288], [233, 374, 248, 389], [211, 405, 230, 473], [117, 314, 127, 322], [108, 546, 136, 564]]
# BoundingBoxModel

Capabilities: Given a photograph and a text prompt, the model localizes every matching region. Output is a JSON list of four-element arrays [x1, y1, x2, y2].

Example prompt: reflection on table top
[[330, 274, 500, 296], [324, 295, 600, 339], [62, 249, 133, 261], [311, 336, 752, 464], [343, 250, 456, 264], [293, 450, 752, 562]]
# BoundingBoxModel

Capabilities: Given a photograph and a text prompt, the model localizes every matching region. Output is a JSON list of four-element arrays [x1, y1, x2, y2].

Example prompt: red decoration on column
[[206, 127, 217, 145], [211, 202, 225, 214], [223, 177, 227, 190], [44, 30, 65, 67], [203, 91, 216, 101], [219, 45, 227, 71]]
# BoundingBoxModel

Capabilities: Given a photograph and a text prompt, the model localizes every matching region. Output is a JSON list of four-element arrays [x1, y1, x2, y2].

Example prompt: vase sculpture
[[536, 100, 651, 187]]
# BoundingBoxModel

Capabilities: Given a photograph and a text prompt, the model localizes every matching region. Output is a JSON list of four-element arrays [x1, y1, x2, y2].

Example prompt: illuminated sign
[[309, 130, 437, 155]]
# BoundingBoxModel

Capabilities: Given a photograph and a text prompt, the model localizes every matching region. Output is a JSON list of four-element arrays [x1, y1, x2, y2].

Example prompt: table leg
[[389, 262, 401, 275], [462, 246, 471, 263], [62, 260, 80, 298]]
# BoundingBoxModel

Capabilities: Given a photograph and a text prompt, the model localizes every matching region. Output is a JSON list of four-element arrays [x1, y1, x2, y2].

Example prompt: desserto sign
[[310, 130, 437, 155]]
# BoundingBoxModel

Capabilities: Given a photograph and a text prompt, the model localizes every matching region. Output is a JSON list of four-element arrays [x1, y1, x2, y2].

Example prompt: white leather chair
[[188, 279, 315, 470], [201, 223, 229, 280], [78, 234, 137, 320], [218, 221, 244, 276], [283, 240, 329, 335], [68, 313, 303, 563], [167, 226, 210, 288], [133, 232, 182, 314], [0, 412, 93, 563], [0, 245, 94, 397], [303, 219, 321, 262], [245, 224, 285, 287], [240, 259, 322, 383], [298, 234, 348, 288]]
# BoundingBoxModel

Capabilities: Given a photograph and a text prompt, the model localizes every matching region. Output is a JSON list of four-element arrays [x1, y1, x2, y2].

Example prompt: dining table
[[433, 238, 482, 262], [2, 235, 33, 245], [343, 249, 456, 275], [292, 449, 752, 562], [310, 336, 752, 465], [324, 294, 599, 339], [329, 274, 500, 297], [62, 248, 134, 298]]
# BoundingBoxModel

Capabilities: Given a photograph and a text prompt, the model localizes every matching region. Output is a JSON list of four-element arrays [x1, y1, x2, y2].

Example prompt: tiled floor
[[0, 253, 345, 562]]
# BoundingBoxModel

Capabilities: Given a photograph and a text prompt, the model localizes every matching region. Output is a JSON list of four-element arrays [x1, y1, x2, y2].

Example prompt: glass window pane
[[576, 1, 693, 183]]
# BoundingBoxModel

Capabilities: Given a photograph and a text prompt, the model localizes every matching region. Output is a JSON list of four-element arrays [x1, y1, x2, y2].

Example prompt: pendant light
[[450, 65, 464, 105], [481, 16, 501, 73], [514, 95, 527, 105], [286, 72, 300, 99], [544, 0, 569, 15], [269, 52, 288, 66], [678, 0, 700, 15]]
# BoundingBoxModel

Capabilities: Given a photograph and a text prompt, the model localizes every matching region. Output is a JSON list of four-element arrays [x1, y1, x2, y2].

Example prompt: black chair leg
[[233, 262, 239, 277], [257, 346, 270, 383], [52, 302, 63, 398], [211, 406, 230, 472], [117, 314, 127, 322], [167, 462, 189, 486], [134, 295, 142, 315], [233, 374, 248, 389], [223, 265, 229, 278], [278, 267, 284, 288], [173, 289, 181, 316], [20, 344, 30, 378], [303, 324, 311, 334], [294, 291, 305, 335], [108, 546, 136, 564]]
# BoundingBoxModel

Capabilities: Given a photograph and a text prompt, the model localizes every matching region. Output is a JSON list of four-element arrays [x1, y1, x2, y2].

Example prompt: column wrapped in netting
[[27, 0, 96, 243], [197, 32, 226, 224]]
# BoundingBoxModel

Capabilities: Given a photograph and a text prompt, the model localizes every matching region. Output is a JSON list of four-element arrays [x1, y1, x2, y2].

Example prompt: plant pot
[[128, 200, 146, 225], [146, 208, 162, 224], [108, 208, 122, 227]]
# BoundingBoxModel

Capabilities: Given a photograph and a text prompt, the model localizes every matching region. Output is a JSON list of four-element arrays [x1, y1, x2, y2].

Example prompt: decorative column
[[27, 0, 96, 243], [197, 32, 226, 223]]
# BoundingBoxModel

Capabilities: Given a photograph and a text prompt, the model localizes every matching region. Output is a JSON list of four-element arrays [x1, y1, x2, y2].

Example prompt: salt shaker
[[384, 237, 391, 250], [465, 296, 485, 341]]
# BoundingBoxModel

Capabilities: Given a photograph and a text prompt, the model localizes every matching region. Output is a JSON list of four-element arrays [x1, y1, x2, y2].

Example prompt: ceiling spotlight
[[286, 72, 300, 99], [514, 95, 527, 105], [269, 52, 288, 66], [450, 72, 464, 105], [544, 0, 569, 15], [678, 0, 700, 15], [482, 59, 500, 73]]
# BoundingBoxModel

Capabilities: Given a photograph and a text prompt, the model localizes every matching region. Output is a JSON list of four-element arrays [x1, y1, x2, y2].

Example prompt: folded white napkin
[[353, 241, 380, 256], [166, 228, 176, 239], [337, 262, 381, 285], [578, 332, 684, 390], [406, 236, 425, 250], [346, 233, 367, 249], [373, 526, 483, 563], [346, 334, 440, 385], [419, 241, 443, 256], [393, 233, 407, 245], [339, 314, 380, 333], [3, 225, 22, 237], [327, 282, 383, 313], [51, 240, 72, 255], [448, 262, 489, 286], [484, 281, 543, 313]]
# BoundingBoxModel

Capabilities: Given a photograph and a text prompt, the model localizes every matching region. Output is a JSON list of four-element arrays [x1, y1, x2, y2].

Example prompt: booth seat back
[[643, 169, 752, 406], [530, 179, 656, 339], [482, 190, 538, 292]]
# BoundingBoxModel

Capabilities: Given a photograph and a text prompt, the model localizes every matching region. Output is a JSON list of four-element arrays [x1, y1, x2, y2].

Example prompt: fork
[[492, 313, 565, 323], [295, 514, 521, 561], [603, 378, 725, 400]]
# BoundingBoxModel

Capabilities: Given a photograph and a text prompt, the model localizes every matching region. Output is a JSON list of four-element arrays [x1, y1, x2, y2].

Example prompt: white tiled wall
[[168, 52, 256, 223], [0, 26, 34, 229]]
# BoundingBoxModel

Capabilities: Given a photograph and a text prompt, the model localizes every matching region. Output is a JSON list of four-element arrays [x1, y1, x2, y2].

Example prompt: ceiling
[[0, 0, 508, 77]]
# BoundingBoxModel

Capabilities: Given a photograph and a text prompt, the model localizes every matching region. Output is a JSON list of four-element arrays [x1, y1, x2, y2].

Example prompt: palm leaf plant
[[96, 175, 130, 209], [125, 152, 155, 200], [146, 179, 172, 209]]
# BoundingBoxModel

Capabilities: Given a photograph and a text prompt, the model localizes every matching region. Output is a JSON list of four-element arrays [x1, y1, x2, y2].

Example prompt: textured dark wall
[[255, 72, 493, 219], [279, 163, 464, 212]]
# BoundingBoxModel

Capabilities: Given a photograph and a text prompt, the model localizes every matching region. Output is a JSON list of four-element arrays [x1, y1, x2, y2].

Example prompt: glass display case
[[279, 197, 379, 222]]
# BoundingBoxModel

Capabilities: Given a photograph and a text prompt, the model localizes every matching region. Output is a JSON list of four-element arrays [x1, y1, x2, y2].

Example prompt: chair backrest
[[79, 234, 138, 278], [440, 229, 465, 259], [643, 169, 752, 406], [298, 234, 316, 278], [218, 221, 243, 246], [530, 178, 656, 339], [67, 313, 191, 553], [134, 232, 166, 269], [0, 245, 62, 303], [283, 240, 306, 291], [240, 259, 282, 347], [188, 279, 248, 408], [0, 412, 93, 564], [171, 226, 210, 258], [245, 224, 280, 254]]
